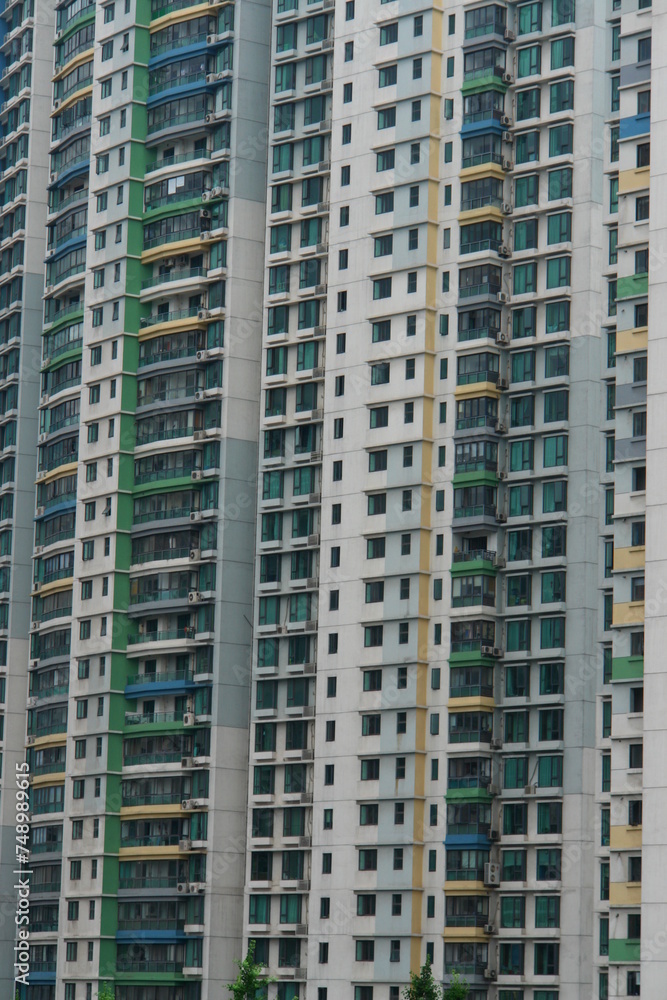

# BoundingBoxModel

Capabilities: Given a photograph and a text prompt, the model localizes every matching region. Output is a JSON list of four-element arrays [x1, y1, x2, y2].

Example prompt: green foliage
[[403, 958, 443, 1000], [97, 986, 116, 1000], [402, 962, 470, 1000], [228, 941, 276, 1000], [444, 971, 470, 1000]]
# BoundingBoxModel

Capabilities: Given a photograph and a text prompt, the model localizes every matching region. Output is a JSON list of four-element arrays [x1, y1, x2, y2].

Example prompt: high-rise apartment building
[[0, 0, 661, 998], [25, 0, 269, 997]]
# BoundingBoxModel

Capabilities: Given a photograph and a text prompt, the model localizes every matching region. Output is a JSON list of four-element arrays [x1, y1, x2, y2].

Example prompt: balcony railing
[[453, 550, 496, 564], [141, 267, 206, 289], [125, 711, 185, 725], [129, 587, 191, 606], [127, 628, 197, 645], [146, 149, 211, 174]]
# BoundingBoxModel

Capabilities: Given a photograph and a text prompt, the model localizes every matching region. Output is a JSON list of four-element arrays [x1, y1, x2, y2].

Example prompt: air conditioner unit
[[312, 367, 325, 378], [211, 187, 223, 198], [498, 377, 509, 391], [299, 836, 312, 848], [201, 191, 211, 202], [490, 829, 500, 841], [205, 114, 213, 123], [182, 758, 194, 769], [502, 131, 513, 144], [304, 620, 317, 632], [317, 201, 329, 213], [34, 545, 43, 556], [36, 506, 45, 517], [496, 332, 510, 346], [316, 243, 327, 255], [489, 784, 501, 796], [182, 799, 194, 810], [483, 969, 497, 981], [189, 549, 201, 561], [177, 882, 190, 894], [319, 119, 332, 132], [183, 713, 195, 727], [498, 245, 512, 258], [200, 232, 212, 241], [296, 880, 310, 891], [503, 159, 514, 171], [497, 292, 509, 304], [504, 28, 516, 41], [494, 555, 506, 568], [190, 882, 205, 893], [500, 115, 512, 127], [191, 471, 203, 481], [180, 839, 192, 851], [496, 510, 508, 522], [27, 696, 38, 708], [198, 310, 211, 321], [313, 326, 326, 338], [193, 431, 205, 441], [306, 577, 318, 588], [200, 209, 211, 220], [190, 511, 202, 522], [314, 284, 327, 295], [490, 738, 503, 750], [483, 862, 501, 886], [207, 34, 216, 44], [484, 924, 495, 935], [188, 591, 202, 604], [303, 662, 316, 675], [524, 784, 537, 795], [53, 99, 60, 110], [481, 644, 494, 656], [296, 924, 307, 935], [26, 735, 36, 745], [502, 72, 513, 84]]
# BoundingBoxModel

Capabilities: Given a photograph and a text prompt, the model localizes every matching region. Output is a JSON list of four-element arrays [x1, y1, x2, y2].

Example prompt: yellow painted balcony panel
[[52, 48, 94, 84], [616, 326, 648, 355], [447, 696, 495, 712], [29, 733, 67, 751], [614, 546, 645, 572], [613, 601, 645, 627], [51, 84, 92, 117], [459, 163, 505, 184], [610, 825, 642, 850], [610, 881, 641, 906], [454, 382, 501, 400], [141, 236, 207, 265], [619, 167, 650, 194], [150, 3, 209, 31], [458, 206, 504, 225], [32, 578, 73, 600], [31, 773, 65, 789], [120, 804, 185, 820], [138, 315, 207, 341], [443, 881, 486, 895], [443, 926, 489, 940], [118, 846, 183, 860], [36, 461, 78, 487]]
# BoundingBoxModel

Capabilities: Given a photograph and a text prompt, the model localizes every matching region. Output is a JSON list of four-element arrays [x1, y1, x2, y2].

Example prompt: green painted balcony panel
[[616, 274, 648, 300], [612, 656, 644, 681], [609, 939, 640, 964]]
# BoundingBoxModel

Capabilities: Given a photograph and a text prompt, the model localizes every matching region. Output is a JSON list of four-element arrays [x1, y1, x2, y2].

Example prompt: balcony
[[150, 30, 209, 57], [129, 587, 191, 607], [446, 868, 486, 882], [140, 306, 200, 326], [458, 326, 501, 343], [141, 267, 207, 290], [126, 669, 194, 686], [454, 504, 497, 520], [146, 149, 211, 174], [127, 628, 199, 645], [148, 72, 207, 98], [125, 711, 186, 726], [119, 875, 179, 889]]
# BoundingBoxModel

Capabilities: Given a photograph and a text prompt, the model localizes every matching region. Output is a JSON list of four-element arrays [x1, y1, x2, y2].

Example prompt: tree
[[97, 986, 116, 1000], [228, 941, 276, 1000], [444, 971, 470, 1000], [402, 958, 443, 1000]]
